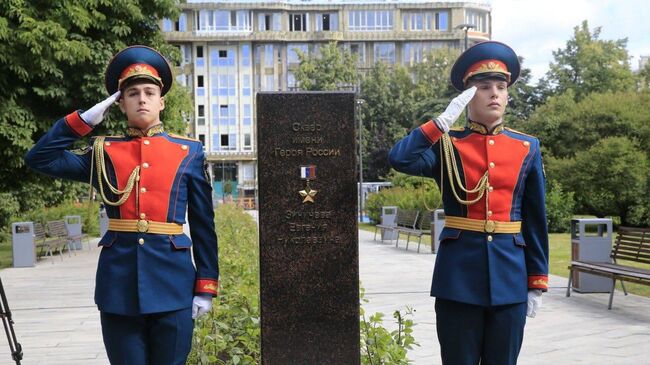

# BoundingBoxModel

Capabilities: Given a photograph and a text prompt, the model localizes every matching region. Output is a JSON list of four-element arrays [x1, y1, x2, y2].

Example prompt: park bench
[[373, 209, 420, 244], [34, 222, 49, 259], [45, 220, 75, 262], [397, 210, 432, 253], [566, 226, 650, 309]]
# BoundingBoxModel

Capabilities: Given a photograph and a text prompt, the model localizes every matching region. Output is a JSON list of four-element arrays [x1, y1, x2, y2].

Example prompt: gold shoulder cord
[[89, 136, 140, 206], [429, 133, 490, 212]]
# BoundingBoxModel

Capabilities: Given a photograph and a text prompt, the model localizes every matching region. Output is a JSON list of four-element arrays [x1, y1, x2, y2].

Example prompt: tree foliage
[[541, 20, 635, 101], [0, 1, 190, 226], [294, 42, 358, 91]]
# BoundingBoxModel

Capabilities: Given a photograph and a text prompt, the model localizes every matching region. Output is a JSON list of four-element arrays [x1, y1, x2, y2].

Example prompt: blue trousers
[[100, 308, 194, 365], [435, 298, 526, 365]]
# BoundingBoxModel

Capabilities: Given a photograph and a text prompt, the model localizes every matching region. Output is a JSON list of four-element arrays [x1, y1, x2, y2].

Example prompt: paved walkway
[[0, 229, 648, 364], [360, 229, 650, 365]]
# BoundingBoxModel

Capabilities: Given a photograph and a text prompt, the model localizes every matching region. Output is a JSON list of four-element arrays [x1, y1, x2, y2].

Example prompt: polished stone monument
[[257, 92, 360, 365]]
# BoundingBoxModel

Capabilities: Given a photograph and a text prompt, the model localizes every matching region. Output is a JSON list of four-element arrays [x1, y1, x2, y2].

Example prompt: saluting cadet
[[25, 45, 219, 365], [389, 41, 549, 365]]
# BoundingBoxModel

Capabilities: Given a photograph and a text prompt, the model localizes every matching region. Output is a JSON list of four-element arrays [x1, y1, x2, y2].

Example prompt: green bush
[[360, 288, 418, 365], [545, 180, 575, 233], [188, 204, 261, 365], [366, 186, 441, 223]]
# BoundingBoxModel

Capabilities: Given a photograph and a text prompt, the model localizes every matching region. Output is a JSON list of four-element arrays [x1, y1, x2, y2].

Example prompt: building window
[[290, 13, 308, 32], [287, 72, 296, 89], [436, 11, 448, 31], [162, 18, 173, 32], [243, 104, 252, 125], [229, 133, 237, 150], [348, 11, 393, 31], [316, 13, 338, 31], [197, 75, 205, 96], [196, 46, 204, 67], [466, 10, 488, 33], [197, 105, 205, 125], [242, 44, 251, 66], [219, 50, 227, 58], [229, 104, 236, 126], [288, 43, 308, 64], [374, 42, 395, 64], [243, 75, 251, 96], [348, 43, 366, 65], [198, 134, 205, 148], [177, 13, 187, 31], [220, 134, 229, 149], [243, 133, 251, 150], [264, 44, 274, 67]]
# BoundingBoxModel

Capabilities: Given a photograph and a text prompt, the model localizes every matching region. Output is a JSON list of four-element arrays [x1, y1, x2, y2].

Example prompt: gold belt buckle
[[137, 219, 149, 233], [484, 220, 496, 233]]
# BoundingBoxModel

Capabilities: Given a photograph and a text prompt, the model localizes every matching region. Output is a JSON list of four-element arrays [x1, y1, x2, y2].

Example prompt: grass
[[360, 223, 650, 298]]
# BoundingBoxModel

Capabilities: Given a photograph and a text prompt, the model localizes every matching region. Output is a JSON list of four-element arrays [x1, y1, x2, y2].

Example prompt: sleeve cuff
[[528, 275, 548, 291], [420, 119, 444, 144], [64, 111, 93, 137], [194, 278, 219, 296]]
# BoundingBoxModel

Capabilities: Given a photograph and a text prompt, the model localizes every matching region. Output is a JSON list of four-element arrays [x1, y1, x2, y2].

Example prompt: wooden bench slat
[[570, 261, 650, 280]]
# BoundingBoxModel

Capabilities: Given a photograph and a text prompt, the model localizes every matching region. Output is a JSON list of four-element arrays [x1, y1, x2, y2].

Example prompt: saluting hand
[[435, 86, 477, 132], [80, 91, 121, 126]]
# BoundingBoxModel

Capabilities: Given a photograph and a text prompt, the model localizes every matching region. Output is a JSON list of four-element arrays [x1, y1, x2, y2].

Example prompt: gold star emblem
[[299, 186, 318, 203]]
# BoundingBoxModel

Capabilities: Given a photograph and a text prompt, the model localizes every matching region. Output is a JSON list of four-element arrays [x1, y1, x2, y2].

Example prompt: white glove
[[526, 289, 543, 318], [80, 91, 121, 126], [434, 86, 477, 132], [191, 295, 213, 319]]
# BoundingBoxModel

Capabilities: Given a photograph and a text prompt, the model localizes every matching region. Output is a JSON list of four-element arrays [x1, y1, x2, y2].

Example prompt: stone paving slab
[[0, 229, 649, 364], [359, 229, 650, 365]]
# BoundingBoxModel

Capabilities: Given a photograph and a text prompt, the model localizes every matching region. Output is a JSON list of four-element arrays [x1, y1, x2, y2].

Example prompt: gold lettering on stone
[[306, 147, 341, 157], [292, 135, 324, 144], [292, 122, 321, 132], [274, 148, 304, 157]]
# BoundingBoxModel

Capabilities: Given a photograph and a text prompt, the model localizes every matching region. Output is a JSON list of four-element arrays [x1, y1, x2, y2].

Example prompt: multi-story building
[[161, 0, 492, 204]]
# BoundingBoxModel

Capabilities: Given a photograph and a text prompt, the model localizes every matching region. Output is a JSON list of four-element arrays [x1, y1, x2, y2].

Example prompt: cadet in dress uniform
[[25, 46, 219, 364], [389, 41, 548, 365]]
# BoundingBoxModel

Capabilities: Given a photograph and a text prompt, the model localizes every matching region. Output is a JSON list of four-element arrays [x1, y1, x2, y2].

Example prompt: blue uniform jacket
[[389, 120, 549, 307], [25, 111, 219, 315]]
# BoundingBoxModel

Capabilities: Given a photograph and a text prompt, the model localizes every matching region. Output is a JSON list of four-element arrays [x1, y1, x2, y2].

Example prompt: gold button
[[140, 187, 147, 193], [140, 213, 146, 219], [489, 162, 495, 168], [142, 162, 149, 168], [488, 186, 494, 192], [181, 145, 188, 150], [143, 140, 150, 145], [488, 140, 495, 145], [138, 238, 145, 245], [523, 141, 530, 147], [487, 235, 493, 242], [105, 141, 111, 146], [487, 210, 493, 217]]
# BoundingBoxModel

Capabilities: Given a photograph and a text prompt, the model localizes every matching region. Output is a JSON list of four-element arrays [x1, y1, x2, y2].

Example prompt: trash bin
[[380, 206, 398, 240], [99, 204, 109, 237], [570, 218, 613, 293], [432, 209, 445, 253], [12, 222, 35, 268], [64, 215, 83, 250]]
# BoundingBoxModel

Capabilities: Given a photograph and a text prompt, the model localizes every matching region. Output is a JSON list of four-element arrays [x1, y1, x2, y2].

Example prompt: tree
[[522, 90, 650, 159], [0, 1, 189, 226], [359, 62, 415, 181], [409, 48, 459, 125], [541, 20, 635, 101], [550, 137, 648, 226], [294, 42, 358, 91]]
